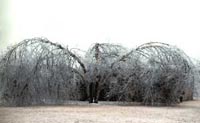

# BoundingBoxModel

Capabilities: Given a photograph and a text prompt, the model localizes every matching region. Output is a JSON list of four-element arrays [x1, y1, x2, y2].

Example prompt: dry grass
[[0, 100, 200, 123]]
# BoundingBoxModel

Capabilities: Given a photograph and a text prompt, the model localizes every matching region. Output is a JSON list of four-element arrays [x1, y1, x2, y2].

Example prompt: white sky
[[1, 0, 200, 59]]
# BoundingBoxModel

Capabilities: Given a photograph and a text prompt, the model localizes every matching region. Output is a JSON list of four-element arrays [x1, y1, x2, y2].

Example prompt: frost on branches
[[0, 38, 197, 106]]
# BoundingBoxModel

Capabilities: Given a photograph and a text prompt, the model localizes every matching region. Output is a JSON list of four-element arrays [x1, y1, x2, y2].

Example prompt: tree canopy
[[0, 37, 197, 106]]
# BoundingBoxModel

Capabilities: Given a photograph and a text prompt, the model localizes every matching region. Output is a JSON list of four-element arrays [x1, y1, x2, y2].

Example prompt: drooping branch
[[0, 37, 88, 106], [107, 42, 195, 105]]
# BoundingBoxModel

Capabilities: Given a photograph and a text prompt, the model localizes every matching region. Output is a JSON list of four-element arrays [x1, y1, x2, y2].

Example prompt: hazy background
[[0, 0, 200, 59]]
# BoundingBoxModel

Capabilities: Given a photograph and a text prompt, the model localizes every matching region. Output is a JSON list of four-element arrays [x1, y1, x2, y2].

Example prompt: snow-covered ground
[[0, 100, 200, 123]]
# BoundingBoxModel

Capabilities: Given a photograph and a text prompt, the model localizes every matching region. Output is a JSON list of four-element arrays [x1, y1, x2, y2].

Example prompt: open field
[[0, 100, 200, 123]]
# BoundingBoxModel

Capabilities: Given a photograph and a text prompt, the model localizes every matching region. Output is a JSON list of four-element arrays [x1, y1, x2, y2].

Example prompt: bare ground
[[0, 100, 200, 123]]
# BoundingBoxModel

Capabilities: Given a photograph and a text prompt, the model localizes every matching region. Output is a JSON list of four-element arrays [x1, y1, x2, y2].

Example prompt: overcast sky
[[1, 0, 200, 59]]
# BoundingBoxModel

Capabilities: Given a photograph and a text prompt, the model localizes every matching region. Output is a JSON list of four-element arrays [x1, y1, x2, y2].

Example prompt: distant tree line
[[0, 37, 198, 106]]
